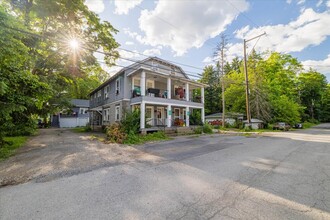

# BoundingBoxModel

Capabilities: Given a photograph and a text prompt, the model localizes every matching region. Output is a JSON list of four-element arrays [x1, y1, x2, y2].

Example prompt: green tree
[[3, 0, 119, 109], [199, 65, 220, 114], [0, 6, 50, 144], [298, 70, 328, 121], [319, 84, 330, 122]]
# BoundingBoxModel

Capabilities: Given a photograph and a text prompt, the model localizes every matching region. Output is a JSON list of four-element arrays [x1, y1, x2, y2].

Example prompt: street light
[[243, 32, 266, 125]]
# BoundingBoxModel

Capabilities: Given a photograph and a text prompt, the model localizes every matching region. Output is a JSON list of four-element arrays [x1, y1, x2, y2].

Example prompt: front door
[[146, 106, 154, 126], [156, 107, 165, 126]]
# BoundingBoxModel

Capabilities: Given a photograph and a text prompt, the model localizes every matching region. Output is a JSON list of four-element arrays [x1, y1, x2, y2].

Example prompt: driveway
[[1, 124, 330, 219], [0, 128, 160, 187]]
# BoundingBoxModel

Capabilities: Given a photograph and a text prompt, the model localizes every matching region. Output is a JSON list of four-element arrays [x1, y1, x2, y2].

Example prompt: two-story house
[[89, 57, 206, 132]]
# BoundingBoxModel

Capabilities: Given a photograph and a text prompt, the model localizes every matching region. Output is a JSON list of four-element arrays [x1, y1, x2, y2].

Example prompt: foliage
[[203, 123, 214, 134], [298, 71, 327, 121], [204, 50, 329, 124], [194, 123, 213, 134], [124, 131, 169, 145], [320, 84, 330, 122], [199, 65, 221, 114], [0, 6, 50, 143], [302, 121, 318, 129], [121, 109, 140, 134], [0, 136, 28, 160], [0, 1, 119, 142], [189, 109, 203, 125], [105, 123, 126, 144], [72, 125, 92, 133]]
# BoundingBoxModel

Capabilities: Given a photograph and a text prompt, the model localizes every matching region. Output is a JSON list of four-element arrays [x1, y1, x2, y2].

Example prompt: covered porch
[[131, 103, 205, 131]]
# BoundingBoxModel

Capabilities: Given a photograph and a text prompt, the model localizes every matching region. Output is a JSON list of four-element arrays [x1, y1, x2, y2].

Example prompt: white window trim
[[104, 85, 109, 99], [116, 78, 120, 95], [115, 106, 120, 121]]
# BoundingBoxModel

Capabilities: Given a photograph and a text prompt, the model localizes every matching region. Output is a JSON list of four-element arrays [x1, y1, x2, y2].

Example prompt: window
[[103, 108, 110, 121], [115, 106, 120, 121], [116, 78, 120, 95], [80, 108, 88, 115], [146, 80, 154, 89], [133, 78, 141, 88], [104, 85, 110, 99]]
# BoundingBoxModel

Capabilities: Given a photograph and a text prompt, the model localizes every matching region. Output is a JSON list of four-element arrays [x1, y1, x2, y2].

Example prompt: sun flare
[[69, 39, 79, 50]]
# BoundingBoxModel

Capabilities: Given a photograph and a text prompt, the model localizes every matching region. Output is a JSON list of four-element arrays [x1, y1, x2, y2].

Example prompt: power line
[[116, 48, 204, 71], [0, 23, 202, 78]]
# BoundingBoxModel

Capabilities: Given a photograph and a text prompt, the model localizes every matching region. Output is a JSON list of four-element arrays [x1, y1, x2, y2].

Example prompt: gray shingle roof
[[70, 99, 90, 108]]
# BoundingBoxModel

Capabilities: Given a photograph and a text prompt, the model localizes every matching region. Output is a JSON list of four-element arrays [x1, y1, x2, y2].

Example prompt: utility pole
[[221, 44, 225, 128], [243, 32, 266, 125]]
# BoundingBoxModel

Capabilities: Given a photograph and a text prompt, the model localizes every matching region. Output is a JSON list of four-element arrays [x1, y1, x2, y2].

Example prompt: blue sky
[[85, 0, 330, 81]]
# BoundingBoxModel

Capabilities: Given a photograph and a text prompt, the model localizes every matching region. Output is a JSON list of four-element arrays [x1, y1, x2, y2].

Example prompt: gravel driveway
[[0, 128, 160, 187]]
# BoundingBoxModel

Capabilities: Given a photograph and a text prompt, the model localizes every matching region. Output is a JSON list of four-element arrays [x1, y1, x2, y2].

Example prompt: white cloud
[[117, 49, 141, 60], [302, 54, 330, 81], [143, 48, 161, 56], [316, 0, 323, 7], [286, 0, 292, 4], [85, 0, 105, 13], [202, 56, 213, 64], [233, 8, 330, 54], [125, 41, 134, 45], [137, 0, 249, 56], [327, 0, 330, 7], [114, 0, 143, 15], [297, 0, 305, 5]]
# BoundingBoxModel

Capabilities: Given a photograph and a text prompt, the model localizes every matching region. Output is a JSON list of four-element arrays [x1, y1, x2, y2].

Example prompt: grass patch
[[71, 126, 92, 133], [124, 131, 170, 145], [0, 136, 28, 160], [302, 122, 318, 129]]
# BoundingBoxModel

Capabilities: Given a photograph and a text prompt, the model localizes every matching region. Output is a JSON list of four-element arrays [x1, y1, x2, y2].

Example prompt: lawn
[[0, 136, 28, 160]]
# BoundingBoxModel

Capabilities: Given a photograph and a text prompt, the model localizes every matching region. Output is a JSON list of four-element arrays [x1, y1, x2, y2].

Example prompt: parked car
[[273, 122, 291, 131], [293, 123, 303, 129]]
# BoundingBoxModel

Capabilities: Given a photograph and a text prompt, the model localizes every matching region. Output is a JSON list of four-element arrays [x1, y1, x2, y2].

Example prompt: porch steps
[[165, 127, 195, 136]]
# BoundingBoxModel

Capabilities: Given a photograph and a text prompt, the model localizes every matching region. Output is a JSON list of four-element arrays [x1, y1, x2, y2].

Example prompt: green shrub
[[194, 124, 213, 134], [302, 121, 317, 129], [194, 126, 203, 134], [121, 109, 140, 134], [105, 123, 126, 144], [203, 123, 213, 134], [0, 136, 28, 160]]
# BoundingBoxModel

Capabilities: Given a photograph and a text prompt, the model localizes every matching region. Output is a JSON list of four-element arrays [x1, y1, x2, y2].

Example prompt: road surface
[[0, 124, 330, 219]]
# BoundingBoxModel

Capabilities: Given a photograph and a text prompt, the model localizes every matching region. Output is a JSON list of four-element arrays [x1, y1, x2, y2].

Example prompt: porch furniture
[[147, 88, 160, 97]]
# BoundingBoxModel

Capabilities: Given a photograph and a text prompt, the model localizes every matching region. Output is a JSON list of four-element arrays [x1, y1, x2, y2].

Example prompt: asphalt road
[[1, 124, 330, 219]]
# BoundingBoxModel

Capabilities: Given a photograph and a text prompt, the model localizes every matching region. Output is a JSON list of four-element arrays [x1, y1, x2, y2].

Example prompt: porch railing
[[131, 88, 202, 103]]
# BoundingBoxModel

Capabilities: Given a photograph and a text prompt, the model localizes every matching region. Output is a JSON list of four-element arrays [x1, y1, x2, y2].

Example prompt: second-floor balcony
[[131, 88, 202, 103]]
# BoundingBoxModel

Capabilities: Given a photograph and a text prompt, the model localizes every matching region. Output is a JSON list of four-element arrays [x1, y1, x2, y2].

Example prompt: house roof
[[89, 56, 205, 95], [70, 99, 90, 108], [243, 118, 264, 123], [205, 112, 244, 119]]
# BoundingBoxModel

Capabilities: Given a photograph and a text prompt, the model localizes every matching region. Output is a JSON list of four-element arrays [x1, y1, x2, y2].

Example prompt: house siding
[[90, 73, 125, 108]]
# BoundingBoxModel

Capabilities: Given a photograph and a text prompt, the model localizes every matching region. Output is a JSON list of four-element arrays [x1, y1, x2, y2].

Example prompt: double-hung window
[[115, 106, 120, 121], [104, 85, 110, 99], [116, 78, 120, 95]]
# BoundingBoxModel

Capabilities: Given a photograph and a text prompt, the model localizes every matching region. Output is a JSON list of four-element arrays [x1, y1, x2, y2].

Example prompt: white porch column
[[167, 77, 171, 99], [167, 105, 172, 127], [141, 71, 146, 96], [140, 102, 145, 129], [185, 83, 189, 101], [201, 87, 205, 104], [186, 106, 190, 127], [201, 108, 205, 123]]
